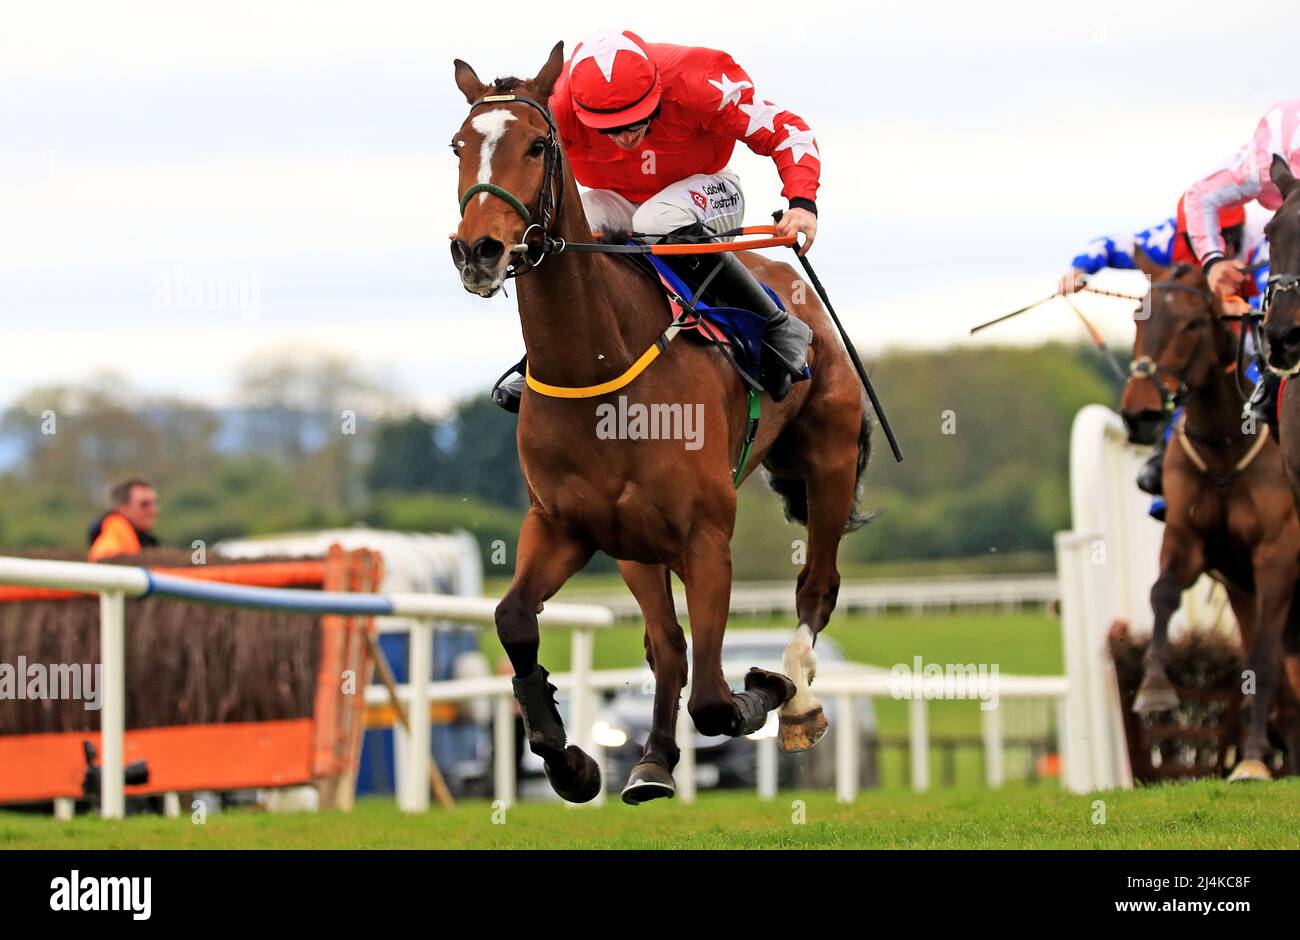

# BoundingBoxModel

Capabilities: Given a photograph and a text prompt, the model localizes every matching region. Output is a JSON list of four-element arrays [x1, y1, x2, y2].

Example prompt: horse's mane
[[491, 76, 526, 93]]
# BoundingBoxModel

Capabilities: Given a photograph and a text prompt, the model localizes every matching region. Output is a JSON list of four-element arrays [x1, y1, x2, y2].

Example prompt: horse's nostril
[[449, 239, 469, 268], [472, 237, 505, 266]]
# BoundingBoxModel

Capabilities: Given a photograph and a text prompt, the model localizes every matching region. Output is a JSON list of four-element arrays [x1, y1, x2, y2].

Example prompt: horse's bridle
[[1262, 272, 1300, 314], [1129, 281, 1236, 413], [458, 92, 567, 276]]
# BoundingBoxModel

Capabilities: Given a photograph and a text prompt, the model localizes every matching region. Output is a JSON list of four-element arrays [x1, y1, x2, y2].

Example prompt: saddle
[[634, 250, 775, 388]]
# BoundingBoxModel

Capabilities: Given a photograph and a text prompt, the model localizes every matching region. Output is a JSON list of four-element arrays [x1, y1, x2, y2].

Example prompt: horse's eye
[[450, 140, 465, 159], [528, 138, 547, 157]]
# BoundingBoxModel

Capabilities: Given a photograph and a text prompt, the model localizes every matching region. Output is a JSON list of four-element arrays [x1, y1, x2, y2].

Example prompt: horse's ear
[[1271, 153, 1299, 198], [454, 59, 487, 104], [532, 42, 565, 99], [1133, 245, 1171, 281]]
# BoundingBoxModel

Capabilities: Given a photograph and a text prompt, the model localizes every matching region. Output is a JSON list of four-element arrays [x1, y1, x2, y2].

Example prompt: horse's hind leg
[[775, 403, 863, 752], [496, 510, 599, 803], [618, 561, 687, 804]]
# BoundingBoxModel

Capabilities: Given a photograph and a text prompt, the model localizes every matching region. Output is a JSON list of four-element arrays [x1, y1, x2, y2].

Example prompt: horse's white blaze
[[470, 109, 516, 205], [781, 623, 819, 714]]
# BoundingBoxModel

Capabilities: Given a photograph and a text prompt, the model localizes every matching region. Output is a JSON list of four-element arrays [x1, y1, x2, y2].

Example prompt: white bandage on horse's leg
[[781, 623, 818, 714]]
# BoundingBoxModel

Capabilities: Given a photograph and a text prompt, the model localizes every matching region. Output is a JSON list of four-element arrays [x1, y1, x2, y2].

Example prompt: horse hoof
[[544, 745, 602, 804], [1228, 759, 1272, 782], [778, 705, 828, 753], [1132, 679, 1179, 715], [621, 759, 676, 805]]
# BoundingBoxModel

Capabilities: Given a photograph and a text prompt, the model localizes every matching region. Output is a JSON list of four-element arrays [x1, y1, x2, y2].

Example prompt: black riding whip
[[772, 210, 903, 462], [969, 293, 1058, 335]]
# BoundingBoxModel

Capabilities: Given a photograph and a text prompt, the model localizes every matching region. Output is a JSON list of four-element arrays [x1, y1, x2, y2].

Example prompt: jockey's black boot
[[491, 358, 527, 414], [661, 223, 812, 402], [1247, 371, 1282, 432], [1136, 431, 1167, 497]]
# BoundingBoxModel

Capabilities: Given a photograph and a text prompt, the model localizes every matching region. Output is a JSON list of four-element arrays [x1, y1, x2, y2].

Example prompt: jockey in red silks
[[1183, 98, 1300, 424], [494, 30, 820, 412]]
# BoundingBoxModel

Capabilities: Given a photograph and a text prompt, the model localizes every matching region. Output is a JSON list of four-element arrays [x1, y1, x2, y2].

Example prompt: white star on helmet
[[571, 31, 648, 84]]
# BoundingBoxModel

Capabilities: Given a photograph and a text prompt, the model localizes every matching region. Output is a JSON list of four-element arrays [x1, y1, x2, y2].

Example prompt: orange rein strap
[[556, 225, 798, 258], [647, 226, 797, 255]]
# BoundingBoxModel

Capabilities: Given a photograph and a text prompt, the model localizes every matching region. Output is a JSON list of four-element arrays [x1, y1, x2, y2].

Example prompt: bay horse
[[448, 43, 871, 803], [1262, 156, 1300, 511], [1121, 252, 1300, 780]]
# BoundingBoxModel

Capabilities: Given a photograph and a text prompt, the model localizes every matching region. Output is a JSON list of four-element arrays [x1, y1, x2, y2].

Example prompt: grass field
[[3, 781, 1298, 850]]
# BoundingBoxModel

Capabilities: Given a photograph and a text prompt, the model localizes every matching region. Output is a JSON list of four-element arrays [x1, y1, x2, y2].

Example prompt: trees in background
[[0, 343, 1120, 575]]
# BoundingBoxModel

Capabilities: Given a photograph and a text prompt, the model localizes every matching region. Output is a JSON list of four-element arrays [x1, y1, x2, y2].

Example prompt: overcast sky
[[1, 0, 1295, 413]]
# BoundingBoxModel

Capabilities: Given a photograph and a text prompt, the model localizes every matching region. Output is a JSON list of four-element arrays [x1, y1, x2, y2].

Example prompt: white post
[[1054, 694, 1069, 786], [909, 695, 929, 793], [401, 619, 432, 813], [835, 692, 858, 803], [493, 693, 516, 807], [53, 798, 74, 821], [99, 590, 126, 819], [162, 792, 181, 818], [569, 628, 595, 768], [756, 731, 777, 800], [982, 703, 1004, 789], [675, 702, 696, 804]]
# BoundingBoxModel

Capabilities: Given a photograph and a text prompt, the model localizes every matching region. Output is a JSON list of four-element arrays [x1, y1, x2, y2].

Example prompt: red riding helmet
[[568, 30, 662, 130], [1172, 194, 1246, 264]]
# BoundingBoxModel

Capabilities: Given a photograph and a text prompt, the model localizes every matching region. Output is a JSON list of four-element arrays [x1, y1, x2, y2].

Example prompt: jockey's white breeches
[[581, 170, 745, 242]]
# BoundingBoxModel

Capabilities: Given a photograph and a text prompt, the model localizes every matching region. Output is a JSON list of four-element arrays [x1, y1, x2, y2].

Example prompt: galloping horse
[[448, 43, 871, 802], [1121, 253, 1300, 780], [1262, 158, 1300, 500]]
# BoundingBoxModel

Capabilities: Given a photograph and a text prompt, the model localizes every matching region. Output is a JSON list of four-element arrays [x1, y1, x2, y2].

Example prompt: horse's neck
[[1182, 357, 1250, 447], [514, 176, 661, 389]]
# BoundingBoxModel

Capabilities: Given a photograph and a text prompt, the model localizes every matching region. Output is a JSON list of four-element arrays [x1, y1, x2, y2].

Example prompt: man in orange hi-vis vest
[[87, 477, 160, 561]]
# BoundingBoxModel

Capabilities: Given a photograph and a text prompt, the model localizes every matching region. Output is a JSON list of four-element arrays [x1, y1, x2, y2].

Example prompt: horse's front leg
[[1133, 528, 1203, 714], [497, 509, 598, 803], [1230, 541, 1296, 781], [617, 561, 687, 804], [680, 525, 794, 738]]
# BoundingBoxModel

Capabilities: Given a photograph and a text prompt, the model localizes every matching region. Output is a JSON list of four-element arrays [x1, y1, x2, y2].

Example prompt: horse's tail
[[767, 391, 875, 533]]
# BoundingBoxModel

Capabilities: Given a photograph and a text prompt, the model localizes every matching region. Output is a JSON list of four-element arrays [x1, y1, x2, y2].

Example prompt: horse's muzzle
[[1264, 311, 1300, 375], [451, 236, 508, 297], [1121, 409, 1165, 446]]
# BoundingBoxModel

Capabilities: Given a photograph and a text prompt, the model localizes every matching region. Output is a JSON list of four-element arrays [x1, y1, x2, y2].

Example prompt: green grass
[[3, 782, 1297, 849]]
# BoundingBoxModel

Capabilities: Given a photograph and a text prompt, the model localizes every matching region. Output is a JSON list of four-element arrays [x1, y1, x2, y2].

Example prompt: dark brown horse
[[1121, 254, 1300, 780], [448, 43, 870, 803]]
